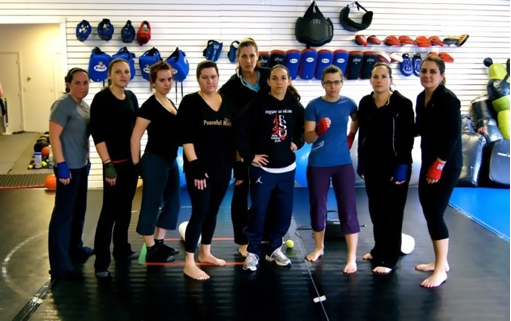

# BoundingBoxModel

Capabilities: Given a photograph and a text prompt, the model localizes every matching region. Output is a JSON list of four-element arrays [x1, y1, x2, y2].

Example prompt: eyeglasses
[[322, 80, 342, 86]]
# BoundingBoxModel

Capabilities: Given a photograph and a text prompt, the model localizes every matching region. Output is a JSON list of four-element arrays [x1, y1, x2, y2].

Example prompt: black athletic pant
[[94, 161, 138, 272], [231, 176, 278, 245], [364, 167, 411, 269], [184, 174, 231, 253], [418, 164, 461, 241], [48, 165, 88, 276]]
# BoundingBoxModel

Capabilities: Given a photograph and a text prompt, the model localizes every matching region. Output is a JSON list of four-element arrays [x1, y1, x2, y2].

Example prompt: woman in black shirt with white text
[[177, 60, 236, 280]]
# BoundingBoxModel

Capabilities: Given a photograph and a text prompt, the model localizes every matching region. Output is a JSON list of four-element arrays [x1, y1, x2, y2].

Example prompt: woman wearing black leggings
[[177, 60, 235, 280], [90, 58, 139, 278], [415, 56, 462, 288]]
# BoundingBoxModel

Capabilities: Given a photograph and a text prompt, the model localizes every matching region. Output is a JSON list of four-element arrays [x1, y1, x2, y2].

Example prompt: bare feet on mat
[[421, 271, 448, 288], [343, 261, 357, 274], [373, 266, 393, 274], [362, 253, 373, 260], [415, 262, 450, 272], [237, 245, 248, 258], [184, 263, 210, 281], [198, 254, 226, 266], [306, 249, 324, 262]]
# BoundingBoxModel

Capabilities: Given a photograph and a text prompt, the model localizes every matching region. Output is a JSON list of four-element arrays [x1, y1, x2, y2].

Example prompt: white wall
[[0, 24, 65, 132], [0, 0, 509, 188]]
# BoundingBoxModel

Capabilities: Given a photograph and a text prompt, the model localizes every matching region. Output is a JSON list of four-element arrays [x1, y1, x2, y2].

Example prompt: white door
[[53, 52, 64, 100], [0, 52, 23, 134]]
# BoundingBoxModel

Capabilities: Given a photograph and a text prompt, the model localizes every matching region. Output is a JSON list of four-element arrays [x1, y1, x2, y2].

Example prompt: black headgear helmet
[[339, 2, 373, 32]]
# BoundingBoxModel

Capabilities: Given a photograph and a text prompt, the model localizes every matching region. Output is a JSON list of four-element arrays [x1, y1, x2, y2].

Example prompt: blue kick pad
[[450, 187, 510, 241]]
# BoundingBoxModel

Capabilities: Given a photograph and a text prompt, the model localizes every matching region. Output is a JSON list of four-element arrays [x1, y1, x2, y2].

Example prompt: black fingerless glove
[[233, 161, 248, 181], [104, 162, 117, 179], [133, 162, 141, 176], [189, 159, 206, 180]]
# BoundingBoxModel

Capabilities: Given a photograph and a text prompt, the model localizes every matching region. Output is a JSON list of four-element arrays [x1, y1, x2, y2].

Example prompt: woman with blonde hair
[[90, 58, 139, 278], [219, 37, 274, 257]]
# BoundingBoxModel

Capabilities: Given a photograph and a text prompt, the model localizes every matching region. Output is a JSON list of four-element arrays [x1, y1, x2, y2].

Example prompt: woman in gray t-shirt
[[48, 67, 93, 281]]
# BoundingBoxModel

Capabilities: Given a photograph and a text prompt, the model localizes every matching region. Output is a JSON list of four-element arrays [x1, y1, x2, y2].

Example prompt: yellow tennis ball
[[285, 239, 294, 248]]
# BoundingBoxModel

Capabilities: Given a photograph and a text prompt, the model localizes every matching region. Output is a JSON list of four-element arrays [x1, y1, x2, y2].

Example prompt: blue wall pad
[[450, 187, 510, 241]]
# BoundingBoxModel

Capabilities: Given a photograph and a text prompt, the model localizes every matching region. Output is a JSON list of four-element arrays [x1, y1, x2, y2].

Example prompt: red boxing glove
[[315, 118, 329, 136], [427, 160, 445, 180], [347, 131, 356, 150]]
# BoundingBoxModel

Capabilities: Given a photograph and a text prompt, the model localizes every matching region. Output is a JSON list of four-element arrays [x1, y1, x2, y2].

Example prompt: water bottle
[[47, 145, 53, 168], [34, 152, 42, 169]]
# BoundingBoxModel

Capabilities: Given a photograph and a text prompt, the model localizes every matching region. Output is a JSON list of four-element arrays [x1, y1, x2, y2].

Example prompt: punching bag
[[484, 57, 510, 140]]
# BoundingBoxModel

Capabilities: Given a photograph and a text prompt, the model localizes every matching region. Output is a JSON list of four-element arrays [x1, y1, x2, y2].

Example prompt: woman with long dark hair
[[235, 64, 304, 272], [415, 55, 462, 288]]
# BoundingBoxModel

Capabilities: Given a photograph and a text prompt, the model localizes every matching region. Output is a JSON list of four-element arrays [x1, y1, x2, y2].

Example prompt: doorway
[[0, 52, 23, 134]]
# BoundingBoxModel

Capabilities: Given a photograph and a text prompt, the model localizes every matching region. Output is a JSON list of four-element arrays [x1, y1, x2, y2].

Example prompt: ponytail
[[287, 85, 301, 101]]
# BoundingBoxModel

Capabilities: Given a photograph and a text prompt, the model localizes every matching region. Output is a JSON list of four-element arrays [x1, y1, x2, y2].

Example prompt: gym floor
[[0, 186, 508, 321]]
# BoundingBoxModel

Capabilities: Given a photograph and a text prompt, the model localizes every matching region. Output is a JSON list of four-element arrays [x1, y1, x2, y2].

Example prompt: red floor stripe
[[145, 261, 243, 266], [164, 237, 234, 241]]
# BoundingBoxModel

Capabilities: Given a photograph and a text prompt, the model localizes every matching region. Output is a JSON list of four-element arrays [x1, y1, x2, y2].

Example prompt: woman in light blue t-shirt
[[303, 65, 360, 274]]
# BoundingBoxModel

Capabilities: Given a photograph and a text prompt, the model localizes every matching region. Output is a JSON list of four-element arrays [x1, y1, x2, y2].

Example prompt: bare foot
[[373, 266, 393, 274], [198, 254, 226, 266], [415, 262, 450, 272], [421, 271, 448, 288], [343, 261, 357, 274], [183, 263, 210, 280], [237, 245, 248, 258], [306, 248, 324, 262], [362, 253, 373, 260]]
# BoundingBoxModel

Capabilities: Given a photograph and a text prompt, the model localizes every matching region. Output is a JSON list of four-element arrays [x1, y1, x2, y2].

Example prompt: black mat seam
[[11, 278, 53, 321], [289, 217, 330, 321]]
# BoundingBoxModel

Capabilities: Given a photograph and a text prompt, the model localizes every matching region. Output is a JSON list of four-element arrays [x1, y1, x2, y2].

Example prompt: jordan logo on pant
[[255, 177, 262, 184]]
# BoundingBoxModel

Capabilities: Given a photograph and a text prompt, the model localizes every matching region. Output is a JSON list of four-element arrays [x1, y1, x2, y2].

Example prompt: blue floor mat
[[450, 187, 510, 241]]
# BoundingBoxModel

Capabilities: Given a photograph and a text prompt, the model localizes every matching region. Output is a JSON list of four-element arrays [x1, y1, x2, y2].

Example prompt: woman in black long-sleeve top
[[218, 37, 273, 257], [178, 60, 235, 281], [414, 56, 462, 288], [235, 65, 305, 272], [90, 58, 139, 278], [357, 63, 415, 274]]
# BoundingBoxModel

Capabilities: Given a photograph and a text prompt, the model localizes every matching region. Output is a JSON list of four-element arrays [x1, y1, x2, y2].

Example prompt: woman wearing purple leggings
[[304, 65, 360, 274]]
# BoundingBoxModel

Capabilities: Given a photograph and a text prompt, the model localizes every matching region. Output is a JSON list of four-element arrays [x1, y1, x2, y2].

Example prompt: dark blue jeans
[[245, 166, 295, 257], [94, 161, 138, 272], [136, 153, 180, 236], [48, 165, 88, 276]]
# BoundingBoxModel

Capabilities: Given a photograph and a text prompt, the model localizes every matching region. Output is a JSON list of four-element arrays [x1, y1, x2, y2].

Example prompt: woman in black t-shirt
[[90, 58, 139, 278], [177, 60, 236, 280], [131, 61, 180, 263]]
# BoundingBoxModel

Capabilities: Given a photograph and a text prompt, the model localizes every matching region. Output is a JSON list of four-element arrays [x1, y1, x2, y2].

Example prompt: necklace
[[155, 96, 176, 115], [373, 92, 391, 108]]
